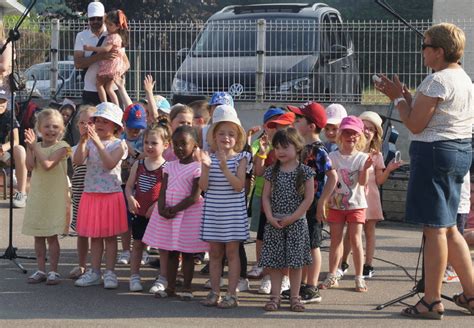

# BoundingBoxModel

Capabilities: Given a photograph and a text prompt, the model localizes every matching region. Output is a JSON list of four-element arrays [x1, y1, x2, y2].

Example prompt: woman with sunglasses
[[375, 23, 474, 320]]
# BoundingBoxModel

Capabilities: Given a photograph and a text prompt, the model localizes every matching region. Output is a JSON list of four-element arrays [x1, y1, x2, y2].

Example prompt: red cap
[[266, 112, 295, 129], [288, 102, 327, 129]]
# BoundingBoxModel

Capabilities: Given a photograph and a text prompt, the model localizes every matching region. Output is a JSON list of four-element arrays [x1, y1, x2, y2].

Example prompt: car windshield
[[25, 63, 74, 81], [192, 19, 319, 57]]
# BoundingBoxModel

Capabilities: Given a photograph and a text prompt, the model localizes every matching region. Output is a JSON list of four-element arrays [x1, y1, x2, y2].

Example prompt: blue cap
[[154, 96, 171, 114], [263, 107, 286, 124], [209, 92, 234, 107], [123, 103, 147, 129]]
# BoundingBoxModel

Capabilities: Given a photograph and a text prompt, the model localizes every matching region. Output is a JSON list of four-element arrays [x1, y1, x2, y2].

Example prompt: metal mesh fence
[[5, 18, 473, 104]]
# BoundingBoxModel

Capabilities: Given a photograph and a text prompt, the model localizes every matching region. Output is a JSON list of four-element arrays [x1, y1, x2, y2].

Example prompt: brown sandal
[[453, 293, 474, 315], [264, 296, 281, 311], [290, 296, 305, 312]]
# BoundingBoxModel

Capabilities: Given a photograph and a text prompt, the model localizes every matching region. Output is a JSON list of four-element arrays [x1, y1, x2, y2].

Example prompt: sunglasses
[[88, 17, 103, 22], [421, 43, 438, 50]]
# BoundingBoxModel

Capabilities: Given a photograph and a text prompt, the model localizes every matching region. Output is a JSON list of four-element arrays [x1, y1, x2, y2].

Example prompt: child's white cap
[[325, 103, 347, 125], [93, 102, 123, 128]]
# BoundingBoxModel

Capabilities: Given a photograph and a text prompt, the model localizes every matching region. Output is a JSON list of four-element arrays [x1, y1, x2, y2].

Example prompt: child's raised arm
[[88, 127, 126, 170], [114, 76, 132, 108], [197, 149, 211, 191], [359, 155, 373, 186], [218, 151, 246, 192], [143, 75, 158, 121], [125, 161, 140, 215], [24, 129, 37, 171]]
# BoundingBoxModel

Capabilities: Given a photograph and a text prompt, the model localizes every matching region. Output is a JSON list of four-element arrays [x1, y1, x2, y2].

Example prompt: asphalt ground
[[1, 200, 473, 328]]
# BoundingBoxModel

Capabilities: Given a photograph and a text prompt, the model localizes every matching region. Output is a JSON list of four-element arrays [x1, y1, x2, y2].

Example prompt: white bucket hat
[[325, 103, 348, 125], [207, 105, 246, 152], [93, 102, 123, 128], [359, 111, 383, 137], [87, 1, 105, 18]]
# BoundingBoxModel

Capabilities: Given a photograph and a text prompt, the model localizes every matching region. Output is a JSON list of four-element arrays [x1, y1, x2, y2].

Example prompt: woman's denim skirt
[[406, 139, 472, 228]]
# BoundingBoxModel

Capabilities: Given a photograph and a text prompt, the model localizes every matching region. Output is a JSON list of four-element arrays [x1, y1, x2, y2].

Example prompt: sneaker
[[336, 261, 350, 280], [300, 285, 322, 304], [236, 278, 250, 292], [204, 277, 225, 289], [247, 265, 263, 279], [282, 283, 305, 299], [103, 270, 118, 289], [200, 263, 210, 275], [27, 270, 46, 284], [141, 252, 150, 265], [12, 191, 27, 208], [318, 274, 339, 290], [129, 274, 143, 292], [258, 275, 271, 294], [46, 271, 61, 285], [117, 251, 130, 265], [363, 264, 375, 278], [443, 268, 460, 283], [148, 276, 168, 294], [280, 275, 290, 293], [69, 266, 85, 279], [75, 269, 101, 287]]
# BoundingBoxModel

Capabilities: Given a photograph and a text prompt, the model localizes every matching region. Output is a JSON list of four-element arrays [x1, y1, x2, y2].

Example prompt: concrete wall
[[433, 0, 474, 81], [236, 102, 411, 161]]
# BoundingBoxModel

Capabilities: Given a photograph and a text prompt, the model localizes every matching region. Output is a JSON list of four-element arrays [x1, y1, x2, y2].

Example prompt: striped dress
[[142, 160, 208, 253], [201, 152, 251, 242]]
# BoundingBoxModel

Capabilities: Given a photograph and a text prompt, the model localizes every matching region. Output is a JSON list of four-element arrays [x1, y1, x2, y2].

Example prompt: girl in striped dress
[[143, 125, 208, 300], [199, 105, 250, 309], [69, 105, 96, 280]]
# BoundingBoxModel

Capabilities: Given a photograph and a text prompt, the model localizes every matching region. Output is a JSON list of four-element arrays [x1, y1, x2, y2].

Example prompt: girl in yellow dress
[[22, 108, 71, 285]]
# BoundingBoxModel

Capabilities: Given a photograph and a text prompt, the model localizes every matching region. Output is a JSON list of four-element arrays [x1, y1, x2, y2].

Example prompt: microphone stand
[[0, 0, 37, 273]]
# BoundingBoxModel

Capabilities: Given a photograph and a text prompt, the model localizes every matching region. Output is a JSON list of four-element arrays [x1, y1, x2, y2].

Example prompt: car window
[[25, 63, 74, 81], [193, 19, 319, 57]]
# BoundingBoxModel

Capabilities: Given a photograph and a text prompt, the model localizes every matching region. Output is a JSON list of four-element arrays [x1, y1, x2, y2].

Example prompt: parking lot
[[1, 200, 473, 327]]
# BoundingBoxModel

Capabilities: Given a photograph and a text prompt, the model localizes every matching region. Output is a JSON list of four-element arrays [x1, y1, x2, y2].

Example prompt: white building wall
[[433, 0, 474, 80]]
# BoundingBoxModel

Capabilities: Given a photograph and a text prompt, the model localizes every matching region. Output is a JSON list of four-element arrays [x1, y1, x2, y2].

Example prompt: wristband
[[394, 96, 406, 106], [256, 153, 267, 160]]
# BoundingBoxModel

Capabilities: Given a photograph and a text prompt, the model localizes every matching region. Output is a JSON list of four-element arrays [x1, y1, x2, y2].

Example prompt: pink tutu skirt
[[76, 192, 128, 238]]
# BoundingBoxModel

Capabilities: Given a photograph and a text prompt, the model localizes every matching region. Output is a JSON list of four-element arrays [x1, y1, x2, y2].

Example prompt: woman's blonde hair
[[425, 23, 465, 63], [336, 129, 367, 152], [35, 108, 65, 140]]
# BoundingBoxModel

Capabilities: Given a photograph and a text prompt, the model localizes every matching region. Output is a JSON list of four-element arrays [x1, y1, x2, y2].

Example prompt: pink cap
[[339, 116, 364, 134]]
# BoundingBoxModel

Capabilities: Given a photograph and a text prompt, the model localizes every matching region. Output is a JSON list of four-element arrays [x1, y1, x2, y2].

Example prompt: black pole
[[0, 0, 38, 273]]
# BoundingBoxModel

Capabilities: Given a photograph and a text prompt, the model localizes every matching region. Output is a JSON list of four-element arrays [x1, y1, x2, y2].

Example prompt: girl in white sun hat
[[73, 102, 129, 289], [198, 105, 251, 309]]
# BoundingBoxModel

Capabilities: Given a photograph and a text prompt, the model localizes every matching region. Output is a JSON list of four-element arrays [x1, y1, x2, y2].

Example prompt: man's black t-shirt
[[0, 110, 20, 144]]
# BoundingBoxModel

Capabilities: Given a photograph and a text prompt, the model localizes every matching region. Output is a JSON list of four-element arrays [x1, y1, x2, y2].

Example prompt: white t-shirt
[[410, 68, 473, 142], [328, 151, 369, 210]]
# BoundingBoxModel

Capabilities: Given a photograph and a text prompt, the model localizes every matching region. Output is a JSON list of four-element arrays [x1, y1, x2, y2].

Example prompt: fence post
[[135, 46, 141, 100], [50, 19, 59, 99], [256, 19, 266, 103]]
